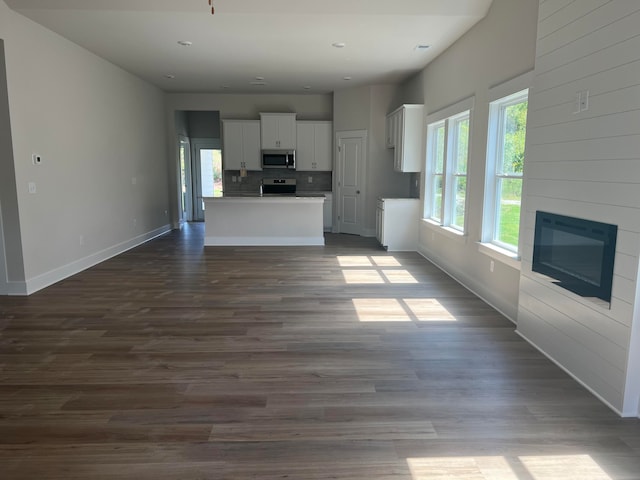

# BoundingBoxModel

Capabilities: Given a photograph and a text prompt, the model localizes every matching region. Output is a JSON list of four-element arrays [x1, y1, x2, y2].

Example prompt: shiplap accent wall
[[517, 0, 640, 416]]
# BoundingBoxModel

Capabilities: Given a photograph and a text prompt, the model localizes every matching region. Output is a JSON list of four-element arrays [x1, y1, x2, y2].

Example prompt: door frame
[[177, 135, 192, 223], [335, 130, 368, 235], [191, 139, 221, 222], [0, 202, 7, 295]]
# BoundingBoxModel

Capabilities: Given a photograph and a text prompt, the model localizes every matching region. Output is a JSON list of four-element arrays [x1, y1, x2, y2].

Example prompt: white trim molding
[[18, 225, 172, 296]]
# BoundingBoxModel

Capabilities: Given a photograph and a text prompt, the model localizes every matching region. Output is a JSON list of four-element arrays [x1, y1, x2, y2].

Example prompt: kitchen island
[[203, 195, 325, 246]]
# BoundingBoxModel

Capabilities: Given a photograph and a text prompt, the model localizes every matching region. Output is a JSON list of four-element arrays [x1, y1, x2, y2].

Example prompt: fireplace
[[532, 211, 617, 303]]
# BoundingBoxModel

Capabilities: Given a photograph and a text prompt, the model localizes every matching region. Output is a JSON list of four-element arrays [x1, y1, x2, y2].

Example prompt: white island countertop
[[203, 195, 325, 246]]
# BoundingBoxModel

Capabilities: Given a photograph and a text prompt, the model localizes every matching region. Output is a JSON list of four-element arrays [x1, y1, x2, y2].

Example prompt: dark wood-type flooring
[[1, 223, 639, 479]]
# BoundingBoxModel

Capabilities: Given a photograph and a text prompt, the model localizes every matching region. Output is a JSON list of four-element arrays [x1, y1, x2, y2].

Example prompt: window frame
[[424, 97, 474, 234], [481, 71, 533, 258]]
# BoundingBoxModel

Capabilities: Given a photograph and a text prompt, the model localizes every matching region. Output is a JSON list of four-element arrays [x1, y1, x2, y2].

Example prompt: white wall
[[399, 0, 539, 320], [0, 0, 170, 294], [517, 0, 640, 416]]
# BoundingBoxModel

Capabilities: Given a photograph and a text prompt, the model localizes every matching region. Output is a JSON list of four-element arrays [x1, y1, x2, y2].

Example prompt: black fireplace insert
[[532, 211, 617, 302]]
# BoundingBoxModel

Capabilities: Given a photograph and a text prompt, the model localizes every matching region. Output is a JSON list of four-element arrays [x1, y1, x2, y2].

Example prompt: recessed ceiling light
[[250, 81, 267, 86], [255, 76, 265, 81], [343, 76, 352, 81], [164, 74, 175, 79], [303, 86, 311, 90], [177, 40, 193, 47], [332, 42, 346, 48], [221, 85, 230, 89], [415, 44, 431, 51]]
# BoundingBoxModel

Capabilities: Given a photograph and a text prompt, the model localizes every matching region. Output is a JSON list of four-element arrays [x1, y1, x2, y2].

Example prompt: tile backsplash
[[224, 170, 332, 194]]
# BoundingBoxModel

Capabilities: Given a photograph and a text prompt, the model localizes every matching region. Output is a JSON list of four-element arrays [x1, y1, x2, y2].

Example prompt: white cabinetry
[[322, 192, 333, 231], [296, 121, 332, 171], [260, 113, 297, 150], [222, 120, 261, 171], [385, 104, 424, 173], [376, 198, 420, 251]]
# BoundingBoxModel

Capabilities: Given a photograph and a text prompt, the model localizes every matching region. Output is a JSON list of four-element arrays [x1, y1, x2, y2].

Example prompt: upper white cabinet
[[260, 113, 297, 150], [222, 120, 261, 171], [296, 121, 333, 171], [386, 104, 424, 172]]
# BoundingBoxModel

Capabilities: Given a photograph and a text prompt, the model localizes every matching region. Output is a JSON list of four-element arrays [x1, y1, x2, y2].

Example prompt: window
[[425, 105, 471, 232], [484, 89, 529, 253], [428, 122, 445, 223]]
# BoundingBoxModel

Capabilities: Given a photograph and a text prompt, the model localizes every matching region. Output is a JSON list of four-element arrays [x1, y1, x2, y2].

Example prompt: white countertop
[[204, 195, 325, 203]]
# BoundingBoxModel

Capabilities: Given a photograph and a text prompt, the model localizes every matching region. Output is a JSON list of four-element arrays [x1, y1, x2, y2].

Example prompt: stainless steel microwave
[[262, 150, 296, 169]]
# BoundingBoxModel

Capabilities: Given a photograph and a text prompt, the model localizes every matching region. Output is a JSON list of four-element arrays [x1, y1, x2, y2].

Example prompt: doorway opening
[[174, 110, 221, 223], [193, 142, 222, 222]]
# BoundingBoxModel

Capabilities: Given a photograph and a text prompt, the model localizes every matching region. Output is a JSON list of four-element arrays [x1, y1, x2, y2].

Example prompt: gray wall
[[401, 0, 539, 320], [187, 111, 220, 139], [0, 0, 169, 294], [333, 84, 413, 236], [0, 38, 24, 293], [517, 0, 640, 416]]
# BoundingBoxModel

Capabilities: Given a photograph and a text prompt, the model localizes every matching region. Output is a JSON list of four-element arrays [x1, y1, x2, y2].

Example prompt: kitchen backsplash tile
[[224, 170, 332, 194]]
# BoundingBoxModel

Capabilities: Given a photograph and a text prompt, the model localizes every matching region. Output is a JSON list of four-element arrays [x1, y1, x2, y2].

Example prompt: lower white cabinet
[[376, 198, 420, 251], [222, 120, 261, 171], [322, 192, 333, 231]]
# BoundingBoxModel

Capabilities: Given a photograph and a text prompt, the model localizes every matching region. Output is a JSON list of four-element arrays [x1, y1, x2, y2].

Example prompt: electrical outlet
[[574, 90, 589, 114], [308, 176, 313, 183], [490, 260, 495, 273], [28, 182, 36, 194], [32, 154, 42, 165], [580, 90, 589, 111], [133, 218, 137, 227]]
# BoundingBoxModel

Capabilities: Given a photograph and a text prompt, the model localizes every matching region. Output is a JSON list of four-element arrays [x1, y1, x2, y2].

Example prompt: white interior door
[[336, 130, 367, 235]]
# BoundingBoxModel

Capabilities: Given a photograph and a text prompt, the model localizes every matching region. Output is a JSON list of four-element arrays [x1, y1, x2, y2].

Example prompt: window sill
[[422, 219, 468, 244], [477, 242, 521, 270]]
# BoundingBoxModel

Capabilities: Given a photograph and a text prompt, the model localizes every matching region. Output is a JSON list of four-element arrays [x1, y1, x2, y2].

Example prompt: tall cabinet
[[296, 121, 332, 171], [386, 104, 424, 173]]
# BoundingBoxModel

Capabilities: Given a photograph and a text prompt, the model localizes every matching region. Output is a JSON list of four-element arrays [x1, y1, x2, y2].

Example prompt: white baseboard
[[515, 329, 625, 417], [19, 225, 172, 296], [5, 281, 28, 296], [417, 244, 518, 324], [205, 236, 325, 246]]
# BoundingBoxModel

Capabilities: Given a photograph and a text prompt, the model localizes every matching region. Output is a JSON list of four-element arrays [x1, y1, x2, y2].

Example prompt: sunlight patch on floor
[[353, 298, 457, 322], [337, 255, 374, 267], [407, 455, 612, 480], [342, 269, 386, 284], [519, 455, 611, 480]]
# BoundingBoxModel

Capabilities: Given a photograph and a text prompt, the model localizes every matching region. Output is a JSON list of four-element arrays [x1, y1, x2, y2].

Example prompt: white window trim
[[426, 120, 446, 223], [446, 113, 470, 232], [480, 71, 532, 261], [425, 96, 474, 232]]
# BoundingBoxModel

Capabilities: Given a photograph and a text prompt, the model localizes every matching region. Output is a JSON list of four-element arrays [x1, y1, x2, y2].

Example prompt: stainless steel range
[[260, 178, 296, 196]]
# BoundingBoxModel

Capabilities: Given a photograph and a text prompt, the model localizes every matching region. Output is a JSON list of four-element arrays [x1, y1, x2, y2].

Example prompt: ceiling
[[5, 0, 493, 94]]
